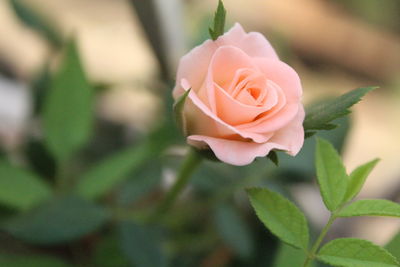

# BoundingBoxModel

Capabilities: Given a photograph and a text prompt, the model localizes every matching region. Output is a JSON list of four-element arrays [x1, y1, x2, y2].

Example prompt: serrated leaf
[[247, 187, 309, 250], [9, 0, 62, 47], [267, 150, 279, 166], [0, 161, 51, 211], [209, 0, 226, 40], [214, 203, 254, 258], [118, 222, 167, 267], [43, 40, 94, 162], [386, 232, 400, 261], [338, 199, 400, 218], [0, 254, 71, 267], [343, 159, 379, 202], [173, 89, 190, 136], [2, 195, 108, 244], [315, 138, 348, 211], [317, 238, 399, 267], [304, 87, 376, 131]]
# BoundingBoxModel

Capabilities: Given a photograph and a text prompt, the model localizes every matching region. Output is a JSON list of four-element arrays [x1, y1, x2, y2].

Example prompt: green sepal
[[267, 150, 279, 166], [209, 0, 226, 41], [173, 89, 190, 136]]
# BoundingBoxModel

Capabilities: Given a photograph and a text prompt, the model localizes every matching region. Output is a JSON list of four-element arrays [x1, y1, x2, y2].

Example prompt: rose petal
[[216, 23, 279, 60], [214, 82, 278, 125], [173, 40, 216, 99], [254, 58, 302, 100], [173, 23, 279, 100], [187, 135, 285, 166], [207, 46, 256, 112], [268, 104, 305, 155], [183, 85, 272, 143], [186, 106, 304, 165], [236, 81, 299, 133]]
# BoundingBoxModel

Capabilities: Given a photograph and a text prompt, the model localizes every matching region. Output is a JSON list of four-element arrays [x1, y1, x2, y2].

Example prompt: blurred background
[[0, 0, 399, 266]]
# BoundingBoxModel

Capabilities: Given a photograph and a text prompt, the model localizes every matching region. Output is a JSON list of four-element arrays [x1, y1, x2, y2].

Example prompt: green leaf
[[209, 0, 226, 40], [304, 87, 376, 133], [43, 40, 94, 162], [343, 159, 379, 202], [214, 203, 254, 258], [173, 89, 190, 135], [315, 138, 348, 211], [273, 243, 314, 267], [118, 222, 167, 267], [338, 199, 400, 218], [77, 117, 176, 200], [0, 254, 71, 267], [246, 187, 309, 250], [31, 64, 51, 115], [94, 236, 130, 267], [0, 162, 51, 211], [317, 238, 399, 267], [2, 195, 108, 244], [25, 138, 56, 179], [77, 142, 157, 200], [386, 232, 400, 261], [116, 161, 162, 206], [9, 0, 62, 47]]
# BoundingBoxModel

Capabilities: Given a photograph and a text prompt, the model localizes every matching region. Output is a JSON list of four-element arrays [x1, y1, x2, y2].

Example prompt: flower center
[[227, 68, 268, 106]]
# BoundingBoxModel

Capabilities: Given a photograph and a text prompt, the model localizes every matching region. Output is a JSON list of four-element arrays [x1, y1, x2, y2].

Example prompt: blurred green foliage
[[43, 41, 94, 163], [335, 0, 400, 33], [0, 1, 393, 267], [9, 0, 62, 48]]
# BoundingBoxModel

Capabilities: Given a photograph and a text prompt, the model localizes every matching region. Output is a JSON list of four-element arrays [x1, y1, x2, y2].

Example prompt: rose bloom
[[173, 23, 304, 166]]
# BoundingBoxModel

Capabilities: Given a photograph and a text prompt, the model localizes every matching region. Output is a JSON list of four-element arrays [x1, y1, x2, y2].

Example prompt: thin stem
[[150, 148, 202, 221], [303, 214, 337, 267]]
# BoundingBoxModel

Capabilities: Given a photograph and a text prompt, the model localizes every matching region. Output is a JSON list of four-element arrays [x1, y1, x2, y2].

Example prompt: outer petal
[[187, 135, 285, 166], [268, 104, 305, 156], [173, 39, 215, 99], [217, 23, 279, 60], [187, 105, 304, 166]]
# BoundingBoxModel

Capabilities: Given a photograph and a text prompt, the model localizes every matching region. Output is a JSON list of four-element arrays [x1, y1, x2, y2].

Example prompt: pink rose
[[173, 23, 304, 166]]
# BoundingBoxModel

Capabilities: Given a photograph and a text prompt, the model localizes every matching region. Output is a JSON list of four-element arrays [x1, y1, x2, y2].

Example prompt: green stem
[[303, 214, 337, 267], [151, 148, 202, 221]]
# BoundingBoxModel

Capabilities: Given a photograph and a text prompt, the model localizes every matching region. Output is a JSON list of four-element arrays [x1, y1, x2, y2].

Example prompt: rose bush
[[173, 23, 304, 166]]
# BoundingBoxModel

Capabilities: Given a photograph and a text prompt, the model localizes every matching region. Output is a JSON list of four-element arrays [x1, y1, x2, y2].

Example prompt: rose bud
[[173, 23, 304, 166]]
